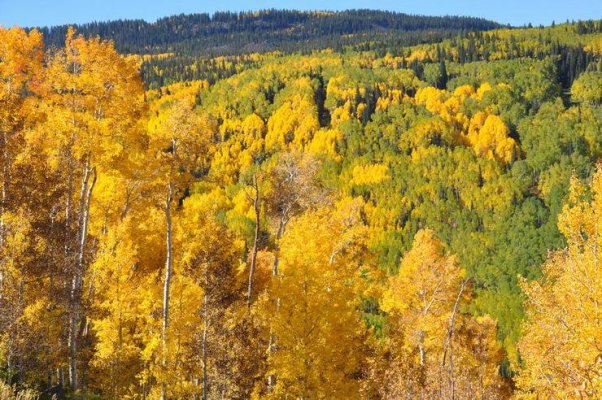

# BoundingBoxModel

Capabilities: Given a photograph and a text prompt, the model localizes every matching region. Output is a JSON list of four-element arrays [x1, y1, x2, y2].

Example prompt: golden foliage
[[516, 167, 602, 399], [466, 113, 518, 165], [380, 230, 508, 399], [255, 200, 369, 399]]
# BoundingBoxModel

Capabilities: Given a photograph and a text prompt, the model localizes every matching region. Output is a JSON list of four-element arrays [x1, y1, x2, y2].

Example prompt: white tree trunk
[[201, 289, 209, 400], [0, 130, 8, 300], [246, 174, 260, 308], [161, 182, 174, 400], [69, 163, 96, 391]]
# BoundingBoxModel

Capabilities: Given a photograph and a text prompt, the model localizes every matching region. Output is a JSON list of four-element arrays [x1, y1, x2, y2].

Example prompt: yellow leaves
[[356, 102, 367, 120], [403, 118, 456, 150], [415, 86, 449, 114], [5, 24, 596, 399], [442, 95, 462, 116], [265, 93, 319, 152], [476, 82, 493, 100], [168, 274, 204, 337], [149, 99, 215, 194], [516, 165, 602, 399], [147, 80, 206, 106], [325, 75, 347, 102], [330, 101, 353, 127], [453, 84, 476, 98], [1, 210, 44, 274], [373, 53, 405, 69], [177, 190, 244, 275], [141, 335, 161, 364], [184, 188, 231, 219], [241, 249, 275, 297], [0, 27, 44, 168], [256, 203, 368, 398], [409, 144, 437, 164], [89, 173, 128, 232], [262, 76, 320, 152], [210, 113, 266, 183], [308, 128, 343, 159], [466, 112, 518, 165], [382, 229, 461, 316], [0, 27, 44, 99], [411, 81, 520, 166], [375, 89, 403, 111], [242, 113, 266, 143], [405, 48, 431, 63], [584, 37, 602, 56], [380, 229, 507, 398], [414, 86, 469, 128], [86, 217, 156, 396], [468, 109, 489, 129], [326, 73, 392, 122], [571, 71, 602, 104], [36, 27, 147, 184], [557, 174, 591, 240], [351, 163, 390, 186], [231, 188, 256, 221]]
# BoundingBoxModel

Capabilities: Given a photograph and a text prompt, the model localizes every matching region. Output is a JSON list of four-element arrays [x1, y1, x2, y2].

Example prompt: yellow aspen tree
[[176, 191, 248, 399], [210, 113, 266, 186], [88, 215, 145, 397], [86, 134, 162, 396], [466, 112, 518, 165], [147, 98, 214, 399], [33, 27, 146, 391], [254, 198, 369, 399], [516, 166, 602, 399], [0, 27, 44, 379], [380, 229, 508, 399], [0, 27, 44, 237], [265, 78, 319, 152]]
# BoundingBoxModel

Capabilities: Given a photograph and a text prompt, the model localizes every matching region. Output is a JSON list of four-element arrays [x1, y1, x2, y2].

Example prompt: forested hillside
[[36, 10, 502, 88], [1, 13, 602, 400], [39, 10, 501, 55]]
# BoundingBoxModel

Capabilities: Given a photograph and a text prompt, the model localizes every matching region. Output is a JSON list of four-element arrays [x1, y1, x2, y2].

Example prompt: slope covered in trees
[[136, 18, 601, 90], [38, 10, 501, 56], [35, 9, 502, 89], [1, 17, 602, 400]]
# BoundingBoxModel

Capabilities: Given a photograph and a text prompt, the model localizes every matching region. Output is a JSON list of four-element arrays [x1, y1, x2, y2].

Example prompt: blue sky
[[0, 0, 600, 28]]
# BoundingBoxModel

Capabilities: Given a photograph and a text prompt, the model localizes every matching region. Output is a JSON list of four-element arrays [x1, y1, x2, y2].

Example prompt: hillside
[[36, 9, 503, 88], [135, 18, 602, 91], [38, 9, 502, 55], [1, 15, 602, 400]]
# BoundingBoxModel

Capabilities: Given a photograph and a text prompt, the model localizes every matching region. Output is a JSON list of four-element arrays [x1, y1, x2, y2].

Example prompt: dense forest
[[38, 10, 502, 55], [1, 10, 602, 400], [33, 11, 602, 90], [35, 10, 502, 89]]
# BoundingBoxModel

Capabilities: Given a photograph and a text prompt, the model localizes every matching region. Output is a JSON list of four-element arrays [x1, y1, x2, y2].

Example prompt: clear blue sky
[[0, 0, 600, 28]]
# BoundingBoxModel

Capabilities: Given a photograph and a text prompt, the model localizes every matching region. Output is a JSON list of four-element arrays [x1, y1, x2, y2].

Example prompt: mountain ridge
[[36, 9, 504, 56]]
